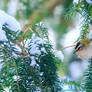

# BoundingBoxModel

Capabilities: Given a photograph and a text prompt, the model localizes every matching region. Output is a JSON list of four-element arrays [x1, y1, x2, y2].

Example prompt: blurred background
[[0, 0, 88, 91]]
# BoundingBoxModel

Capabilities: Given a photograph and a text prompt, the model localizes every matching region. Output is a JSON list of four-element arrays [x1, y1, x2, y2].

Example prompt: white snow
[[29, 33, 46, 55], [28, 34, 47, 67], [5, 16, 21, 32], [12, 44, 22, 58], [4, 87, 10, 92], [35, 87, 42, 92], [62, 14, 81, 55], [30, 45, 41, 55], [24, 39, 31, 48], [31, 33, 44, 45], [40, 72, 43, 76], [13, 75, 20, 81], [0, 10, 21, 41], [0, 10, 21, 32], [54, 51, 64, 61], [86, 0, 92, 5], [61, 76, 74, 92], [73, 0, 92, 5], [62, 85, 72, 92], [30, 56, 36, 66], [0, 30, 7, 41], [8, 0, 18, 16], [48, 28, 56, 49], [73, 0, 82, 4], [69, 61, 83, 79], [41, 47, 46, 53]]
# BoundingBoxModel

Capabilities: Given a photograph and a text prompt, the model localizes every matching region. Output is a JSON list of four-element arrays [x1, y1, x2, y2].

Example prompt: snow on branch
[[73, 0, 82, 4], [0, 10, 21, 41], [28, 33, 47, 66], [29, 33, 46, 55]]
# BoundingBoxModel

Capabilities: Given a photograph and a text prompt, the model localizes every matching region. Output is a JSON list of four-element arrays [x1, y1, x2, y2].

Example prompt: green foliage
[[79, 23, 89, 40], [61, 78, 82, 91], [67, 0, 92, 92], [0, 0, 73, 49], [66, 0, 92, 40], [0, 23, 62, 92], [83, 58, 92, 92]]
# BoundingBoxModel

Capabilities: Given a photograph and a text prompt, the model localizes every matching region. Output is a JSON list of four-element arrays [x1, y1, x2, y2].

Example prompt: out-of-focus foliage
[[0, 0, 73, 48], [0, 23, 62, 92]]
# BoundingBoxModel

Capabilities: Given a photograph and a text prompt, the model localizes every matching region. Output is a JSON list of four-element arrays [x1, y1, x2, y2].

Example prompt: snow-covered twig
[[0, 10, 21, 41]]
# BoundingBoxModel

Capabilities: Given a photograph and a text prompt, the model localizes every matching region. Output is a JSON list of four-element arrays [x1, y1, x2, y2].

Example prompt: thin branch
[[53, 44, 76, 53], [59, 44, 76, 51], [15, 26, 34, 58]]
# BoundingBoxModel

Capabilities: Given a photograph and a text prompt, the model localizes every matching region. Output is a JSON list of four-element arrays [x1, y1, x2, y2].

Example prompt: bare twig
[[15, 26, 34, 58], [53, 44, 76, 53]]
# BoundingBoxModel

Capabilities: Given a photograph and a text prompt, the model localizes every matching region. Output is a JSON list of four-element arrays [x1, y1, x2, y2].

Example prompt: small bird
[[74, 38, 92, 60]]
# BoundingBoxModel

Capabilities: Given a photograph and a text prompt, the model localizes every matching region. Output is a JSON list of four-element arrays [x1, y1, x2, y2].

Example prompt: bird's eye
[[75, 42, 80, 49], [75, 42, 84, 52]]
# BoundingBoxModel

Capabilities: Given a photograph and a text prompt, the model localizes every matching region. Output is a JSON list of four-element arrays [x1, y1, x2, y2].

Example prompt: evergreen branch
[[80, 23, 89, 39], [0, 44, 20, 92], [83, 58, 92, 92], [12, 58, 20, 92], [2, 30, 21, 92]]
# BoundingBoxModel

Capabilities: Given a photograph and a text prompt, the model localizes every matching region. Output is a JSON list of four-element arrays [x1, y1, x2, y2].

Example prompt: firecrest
[[74, 38, 92, 60]]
